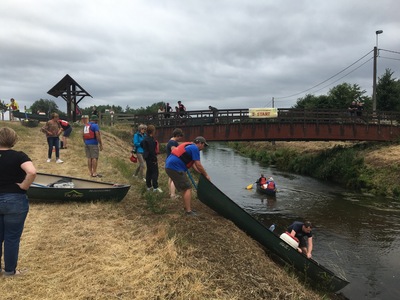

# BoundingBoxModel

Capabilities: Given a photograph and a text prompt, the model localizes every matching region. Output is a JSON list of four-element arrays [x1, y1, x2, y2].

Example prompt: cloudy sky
[[1, 0, 399, 113]]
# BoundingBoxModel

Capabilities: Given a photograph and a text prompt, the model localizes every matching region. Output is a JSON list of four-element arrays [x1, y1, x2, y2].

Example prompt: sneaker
[[46, 159, 51, 163], [143, 178, 146, 182], [185, 210, 198, 216], [56, 159, 64, 164], [3, 269, 24, 277], [153, 188, 163, 193], [146, 187, 152, 191]]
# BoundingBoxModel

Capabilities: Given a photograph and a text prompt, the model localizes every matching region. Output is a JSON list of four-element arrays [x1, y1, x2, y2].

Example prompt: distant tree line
[[293, 68, 400, 111]]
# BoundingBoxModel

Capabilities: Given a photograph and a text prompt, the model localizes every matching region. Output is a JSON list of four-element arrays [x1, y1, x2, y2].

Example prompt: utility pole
[[372, 46, 378, 112], [372, 30, 383, 112]]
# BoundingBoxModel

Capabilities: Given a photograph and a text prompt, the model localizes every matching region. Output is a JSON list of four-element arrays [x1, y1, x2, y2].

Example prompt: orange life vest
[[259, 177, 267, 185], [171, 142, 194, 168], [83, 123, 95, 140], [266, 181, 275, 190]]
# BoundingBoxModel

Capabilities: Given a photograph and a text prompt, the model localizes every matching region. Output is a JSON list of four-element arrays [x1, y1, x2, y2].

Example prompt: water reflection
[[201, 143, 400, 299]]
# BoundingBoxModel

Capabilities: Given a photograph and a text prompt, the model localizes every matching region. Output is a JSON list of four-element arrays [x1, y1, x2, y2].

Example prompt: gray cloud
[[1, 0, 399, 112]]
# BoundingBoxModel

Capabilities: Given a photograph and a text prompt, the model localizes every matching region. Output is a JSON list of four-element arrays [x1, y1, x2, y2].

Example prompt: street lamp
[[372, 30, 383, 112], [376, 30, 383, 48]]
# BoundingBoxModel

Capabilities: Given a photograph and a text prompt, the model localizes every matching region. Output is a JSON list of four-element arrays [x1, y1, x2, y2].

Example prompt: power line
[[380, 49, 400, 55], [311, 57, 373, 94], [274, 50, 373, 100]]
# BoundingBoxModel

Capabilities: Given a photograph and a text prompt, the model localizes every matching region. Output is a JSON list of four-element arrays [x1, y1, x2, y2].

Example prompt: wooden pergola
[[47, 74, 92, 121]]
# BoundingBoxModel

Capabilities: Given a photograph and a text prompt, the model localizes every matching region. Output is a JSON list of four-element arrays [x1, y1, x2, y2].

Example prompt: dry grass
[[1, 121, 324, 299]]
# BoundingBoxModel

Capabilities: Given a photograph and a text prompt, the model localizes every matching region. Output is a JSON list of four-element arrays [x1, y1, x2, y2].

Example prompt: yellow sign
[[248, 108, 278, 118]]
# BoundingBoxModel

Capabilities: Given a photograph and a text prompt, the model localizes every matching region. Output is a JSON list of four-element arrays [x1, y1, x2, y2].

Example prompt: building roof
[[47, 74, 92, 99]]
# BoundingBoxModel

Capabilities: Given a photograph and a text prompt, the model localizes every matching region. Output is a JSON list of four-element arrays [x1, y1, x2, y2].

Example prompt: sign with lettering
[[248, 108, 278, 118]]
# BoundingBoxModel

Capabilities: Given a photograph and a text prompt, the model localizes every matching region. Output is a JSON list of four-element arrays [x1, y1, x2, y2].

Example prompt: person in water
[[287, 221, 313, 258]]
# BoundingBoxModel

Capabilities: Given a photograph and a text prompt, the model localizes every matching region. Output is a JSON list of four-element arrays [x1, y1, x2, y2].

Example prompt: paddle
[[246, 182, 256, 190], [31, 182, 49, 188], [187, 170, 198, 190]]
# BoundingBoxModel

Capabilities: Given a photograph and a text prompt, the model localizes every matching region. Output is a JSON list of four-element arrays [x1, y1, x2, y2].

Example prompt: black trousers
[[145, 160, 159, 189]]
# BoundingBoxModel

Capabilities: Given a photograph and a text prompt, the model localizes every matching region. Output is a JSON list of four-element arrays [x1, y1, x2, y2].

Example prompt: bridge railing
[[98, 108, 400, 128]]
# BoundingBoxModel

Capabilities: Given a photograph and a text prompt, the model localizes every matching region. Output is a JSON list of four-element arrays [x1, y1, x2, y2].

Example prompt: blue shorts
[[63, 127, 72, 137]]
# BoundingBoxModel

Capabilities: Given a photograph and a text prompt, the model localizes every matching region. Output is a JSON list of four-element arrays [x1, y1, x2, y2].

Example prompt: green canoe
[[28, 173, 131, 202], [197, 175, 349, 292], [12, 111, 49, 122]]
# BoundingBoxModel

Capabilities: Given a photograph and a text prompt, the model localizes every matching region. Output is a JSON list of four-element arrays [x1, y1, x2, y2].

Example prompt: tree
[[30, 99, 59, 115], [377, 68, 400, 111], [327, 83, 367, 109], [293, 94, 321, 109], [293, 83, 371, 110]]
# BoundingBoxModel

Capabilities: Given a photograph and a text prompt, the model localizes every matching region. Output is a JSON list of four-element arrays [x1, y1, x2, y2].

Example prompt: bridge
[[127, 108, 400, 143]]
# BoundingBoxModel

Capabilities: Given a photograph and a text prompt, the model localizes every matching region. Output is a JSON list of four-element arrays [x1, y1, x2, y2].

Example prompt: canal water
[[200, 143, 400, 300]]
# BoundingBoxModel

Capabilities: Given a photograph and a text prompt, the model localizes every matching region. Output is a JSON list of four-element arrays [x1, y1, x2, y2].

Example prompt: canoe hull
[[21, 119, 39, 128], [197, 175, 349, 292], [28, 173, 130, 202], [256, 183, 276, 196]]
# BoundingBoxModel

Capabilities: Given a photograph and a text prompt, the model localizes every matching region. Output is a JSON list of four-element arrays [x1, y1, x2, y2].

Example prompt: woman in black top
[[0, 127, 36, 276]]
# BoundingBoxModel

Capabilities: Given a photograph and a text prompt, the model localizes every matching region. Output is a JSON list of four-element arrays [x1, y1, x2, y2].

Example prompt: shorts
[[85, 144, 99, 159], [63, 127, 72, 137], [165, 169, 192, 192]]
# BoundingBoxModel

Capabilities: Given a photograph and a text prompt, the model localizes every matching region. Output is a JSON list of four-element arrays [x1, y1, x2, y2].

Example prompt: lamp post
[[372, 30, 383, 112]]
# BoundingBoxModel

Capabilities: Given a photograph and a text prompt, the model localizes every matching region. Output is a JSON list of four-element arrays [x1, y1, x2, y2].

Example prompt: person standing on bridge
[[165, 136, 210, 216], [177, 101, 186, 118], [348, 101, 357, 117], [209, 105, 219, 123], [164, 103, 172, 119]]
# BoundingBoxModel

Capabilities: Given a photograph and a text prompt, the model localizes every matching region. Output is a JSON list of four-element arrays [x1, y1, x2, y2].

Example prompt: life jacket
[[266, 181, 275, 190], [171, 142, 194, 168], [60, 120, 69, 130], [83, 123, 95, 140], [259, 177, 267, 185]]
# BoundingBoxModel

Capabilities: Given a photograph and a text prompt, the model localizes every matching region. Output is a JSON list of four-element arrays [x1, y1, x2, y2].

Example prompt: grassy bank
[[229, 141, 400, 198], [0, 121, 325, 300]]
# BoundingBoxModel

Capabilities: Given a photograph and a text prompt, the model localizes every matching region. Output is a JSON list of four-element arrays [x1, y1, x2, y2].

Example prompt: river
[[200, 142, 400, 300]]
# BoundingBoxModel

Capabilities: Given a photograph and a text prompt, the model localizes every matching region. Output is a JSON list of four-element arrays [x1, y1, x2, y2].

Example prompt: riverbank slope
[[1, 122, 324, 300]]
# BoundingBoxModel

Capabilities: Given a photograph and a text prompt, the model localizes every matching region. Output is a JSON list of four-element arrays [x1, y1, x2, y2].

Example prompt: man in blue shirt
[[165, 136, 211, 216], [83, 115, 103, 177]]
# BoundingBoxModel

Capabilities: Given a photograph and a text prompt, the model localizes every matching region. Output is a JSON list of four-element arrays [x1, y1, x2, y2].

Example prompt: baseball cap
[[194, 136, 209, 146], [90, 115, 99, 121]]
